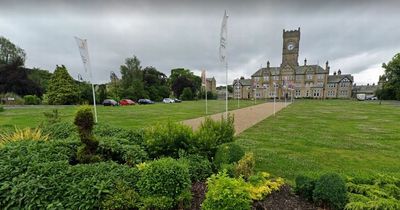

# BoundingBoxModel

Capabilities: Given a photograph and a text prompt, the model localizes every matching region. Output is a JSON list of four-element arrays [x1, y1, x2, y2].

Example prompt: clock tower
[[281, 28, 300, 67]]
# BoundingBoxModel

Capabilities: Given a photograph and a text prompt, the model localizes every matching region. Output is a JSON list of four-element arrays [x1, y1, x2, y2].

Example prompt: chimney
[[338, 69, 341, 75], [267, 61, 270, 68], [304, 58, 307, 66], [325, 61, 329, 69], [333, 71, 337, 75]]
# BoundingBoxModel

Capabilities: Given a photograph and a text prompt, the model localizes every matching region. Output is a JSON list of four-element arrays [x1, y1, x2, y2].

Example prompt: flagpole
[[225, 62, 228, 118], [205, 70, 208, 115]]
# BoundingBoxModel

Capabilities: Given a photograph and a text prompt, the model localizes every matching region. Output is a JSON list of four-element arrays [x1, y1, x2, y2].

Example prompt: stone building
[[205, 77, 217, 94], [352, 83, 380, 98], [249, 28, 353, 99], [233, 77, 252, 99]]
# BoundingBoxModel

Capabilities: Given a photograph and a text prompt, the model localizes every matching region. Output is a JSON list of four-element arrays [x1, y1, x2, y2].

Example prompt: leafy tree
[[143, 66, 169, 101], [120, 56, 147, 100], [181, 87, 193, 100], [97, 84, 107, 104], [170, 68, 201, 98], [0, 36, 26, 65], [0, 58, 42, 96], [378, 53, 400, 100], [77, 81, 93, 104], [27, 68, 52, 93], [47, 65, 79, 105]]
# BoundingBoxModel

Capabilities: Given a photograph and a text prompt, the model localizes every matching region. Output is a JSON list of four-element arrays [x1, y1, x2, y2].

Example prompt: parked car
[[119, 99, 135, 106], [173, 98, 182, 103], [138, 99, 154, 104], [162, 98, 174, 103], [102, 99, 118, 106]]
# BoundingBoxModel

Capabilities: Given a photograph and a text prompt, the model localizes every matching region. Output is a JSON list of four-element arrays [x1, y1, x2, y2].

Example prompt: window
[[317, 74, 324, 80], [264, 76, 269, 81], [295, 89, 301, 96], [296, 75, 303, 80], [306, 90, 309, 97], [307, 74, 313, 80]]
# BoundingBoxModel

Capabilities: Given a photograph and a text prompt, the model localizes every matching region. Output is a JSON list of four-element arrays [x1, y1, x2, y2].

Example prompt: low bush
[[41, 121, 77, 139], [101, 181, 140, 210], [23, 95, 41, 105], [94, 123, 145, 146], [0, 106, 4, 112], [144, 122, 193, 158], [234, 152, 256, 179], [137, 157, 191, 208], [194, 115, 235, 159], [345, 175, 400, 210], [0, 127, 49, 146], [179, 154, 212, 182], [43, 109, 61, 124], [98, 137, 148, 166], [295, 175, 316, 201], [313, 173, 347, 210], [202, 171, 252, 210], [247, 172, 284, 201], [0, 161, 140, 209], [214, 142, 244, 170]]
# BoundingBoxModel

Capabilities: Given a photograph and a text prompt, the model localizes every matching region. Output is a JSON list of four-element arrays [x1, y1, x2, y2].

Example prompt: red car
[[119, 99, 135, 106]]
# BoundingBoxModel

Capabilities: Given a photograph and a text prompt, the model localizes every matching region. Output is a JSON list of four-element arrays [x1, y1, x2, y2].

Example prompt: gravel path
[[182, 102, 288, 135]]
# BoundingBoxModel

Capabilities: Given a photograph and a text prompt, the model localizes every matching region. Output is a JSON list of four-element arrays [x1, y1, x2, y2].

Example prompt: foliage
[[97, 84, 107, 104], [179, 153, 213, 182], [27, 68, 53, 93], [234, 152, 256, 179], [0, 62, 43, 96], [47, 65, 79, 105], [214, 142, 244, 170], [137, 157, 191, 208], [120, 56, 148, 100], [345, 175, 400, 210], [194, 115, 235, 159], [43, 109, 61, 124], [0, 106, 3, 112], [41, 121, 77, 139], [295, 175, 316, 201], [144, 121, 193, 158], [0, 36, 26, 65], [101, 181, 140, 210], [143, 66, 170, 101], [170, 68, 201, 98], [247, 172, 284, 200], [378, 53, 400, 100], [0, 127, 48, 146], [140, 196, 175, 210], [94, 123, 145, 146], [181, 87, 194, 100], [202, 171, 252, 210], [0, 161, 140, 209], [98, 137, 148, 166], [23, 94, 41, 105], [313, 173, 347, 210], [74, 106, 100, 163], [77, 81, 94, 104]]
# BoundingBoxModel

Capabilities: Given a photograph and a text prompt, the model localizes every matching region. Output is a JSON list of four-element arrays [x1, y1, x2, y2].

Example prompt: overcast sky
[[1, 0, 399, 85]]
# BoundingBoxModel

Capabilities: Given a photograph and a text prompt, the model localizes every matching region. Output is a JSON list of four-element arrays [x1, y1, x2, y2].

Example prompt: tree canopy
[[0, 36, 26, 65], [377, 53, 400, 100], [170, 68, 201, 99], [47, 65, 79, 105]]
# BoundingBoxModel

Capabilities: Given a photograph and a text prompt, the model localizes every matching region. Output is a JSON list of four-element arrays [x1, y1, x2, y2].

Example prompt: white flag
[[219, 10, 228, 63], [74, 37, 92, 79]]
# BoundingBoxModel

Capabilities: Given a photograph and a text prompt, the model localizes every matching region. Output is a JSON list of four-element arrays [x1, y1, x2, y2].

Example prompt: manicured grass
[[0, 100, 264, 130], [235, 100, 400, 183]]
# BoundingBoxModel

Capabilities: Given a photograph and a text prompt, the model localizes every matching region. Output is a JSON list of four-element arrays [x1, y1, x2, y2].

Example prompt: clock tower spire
[[281, 27, 300, 67]]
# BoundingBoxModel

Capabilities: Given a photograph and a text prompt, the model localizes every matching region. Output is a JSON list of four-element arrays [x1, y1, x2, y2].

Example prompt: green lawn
[[236, 100, 400, 183], [0, 100, 263, 130]]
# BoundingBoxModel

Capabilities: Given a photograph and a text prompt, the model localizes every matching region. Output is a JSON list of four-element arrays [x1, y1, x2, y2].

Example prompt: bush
[[313, 173, 347, 210], [101, 181, 140, 210], [98, 137, 148, 166], [234, 152, 256, 179], [23, 95, 41, 105], [0, 127, 49, 147], [41, 122, 77, 139], [214, 142, 244, 170], [43, 109, 61, 124], [0, 106, 4, 112], [144, 122, 193, 158], [295, 175, 316, 201], [247, 172, 285, 201], [137, 157, 191, 208], [194, 115, 235, 159], [181, 87, 194, 100], [94, 123, 145, 146], [202, 171, 252, 210], [0, 161, 140, 209], [74, 106, 100, 163], [179, 154, 212, 182]]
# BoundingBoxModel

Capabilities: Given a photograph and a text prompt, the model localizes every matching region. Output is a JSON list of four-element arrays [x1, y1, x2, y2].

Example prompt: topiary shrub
[[295, 175, 316, 201], [74, 106, 100, 163], [194, 115, 235, 159], [137, 157, 191, 208], [144, 122, 193, 159], [179, 154, 212, 182], [214, 142, 244, 171], [202, 171, 252, 210], [234, 152, 256, 179], [313, 173, 347, 210]]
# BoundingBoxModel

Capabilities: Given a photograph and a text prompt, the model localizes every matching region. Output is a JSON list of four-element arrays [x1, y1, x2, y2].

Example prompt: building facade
[[249, 28, 353, 99], [233, 77, 252, 99]]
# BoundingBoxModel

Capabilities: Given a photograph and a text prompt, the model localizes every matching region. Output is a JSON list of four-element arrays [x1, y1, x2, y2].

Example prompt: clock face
[[287, 42, 295, 51]]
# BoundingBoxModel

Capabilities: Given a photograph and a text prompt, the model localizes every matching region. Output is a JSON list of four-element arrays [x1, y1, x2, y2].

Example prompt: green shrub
[[214, 142, 244, 170], [137, 157, 191, 207], [101, 181, 140, 210], [202, 171, 252, 210], [43, 109, 61, 124], [94, 123, 145, 146], [98, 137, 148, 166], [144, 122, 193, 158], [295, 175, 316, 201], [313, 173, 347, 210], [234, 152, 255, 179], [0, 161, 140, 209], [74, 106, 100, 163], [0, 106, 4, 112], [41, 121, 77, 139], [194, 115, 235, 159], [140, 196, 175, 210], [23, 95, 41, 105], [179, 154, 212, 182]]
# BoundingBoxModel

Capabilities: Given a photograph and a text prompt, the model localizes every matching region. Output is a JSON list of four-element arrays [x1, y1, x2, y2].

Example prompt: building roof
[[251, 64, 327, 77], [233, 78, 252, 86], [327, 74, 354, 83], [206, 77, 215, 81]]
